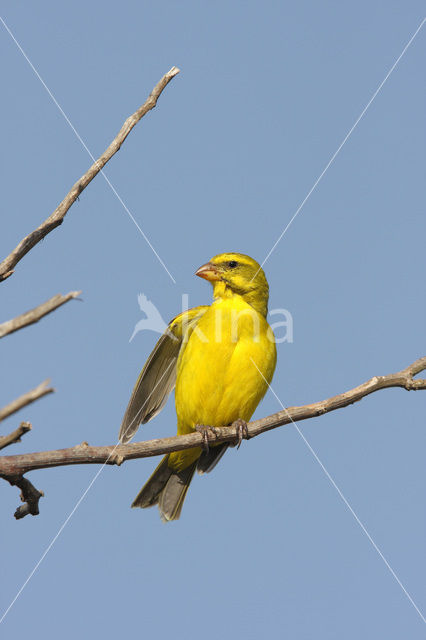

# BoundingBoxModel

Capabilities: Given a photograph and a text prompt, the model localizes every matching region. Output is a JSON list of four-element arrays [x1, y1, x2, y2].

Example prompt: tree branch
[[0, 422, 32, 451], [0, 66, 180, 282], [0, 357, 424, 517], [0, 380, 54, 422], [0, 292, 81, 339]]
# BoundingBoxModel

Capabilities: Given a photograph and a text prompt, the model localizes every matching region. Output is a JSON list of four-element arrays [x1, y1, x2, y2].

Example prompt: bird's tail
[[131, 455, 197, 522]]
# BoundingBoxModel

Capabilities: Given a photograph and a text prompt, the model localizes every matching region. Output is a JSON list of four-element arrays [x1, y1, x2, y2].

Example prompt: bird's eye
[[227, 260, 238, 269]]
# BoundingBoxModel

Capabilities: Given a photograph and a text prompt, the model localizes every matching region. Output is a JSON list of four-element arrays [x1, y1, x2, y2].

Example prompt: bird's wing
[[119, 305, 208, 443]]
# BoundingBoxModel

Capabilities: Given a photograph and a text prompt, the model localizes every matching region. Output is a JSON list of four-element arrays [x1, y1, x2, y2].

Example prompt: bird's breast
[[175, 297, 276, 432]]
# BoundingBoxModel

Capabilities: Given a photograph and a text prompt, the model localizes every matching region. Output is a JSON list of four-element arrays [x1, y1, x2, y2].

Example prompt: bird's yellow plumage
[[119, 253, 277, 520]]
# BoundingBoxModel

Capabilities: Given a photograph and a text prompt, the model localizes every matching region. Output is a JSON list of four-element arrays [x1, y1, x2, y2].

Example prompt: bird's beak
[[195, 262, 221, 282]]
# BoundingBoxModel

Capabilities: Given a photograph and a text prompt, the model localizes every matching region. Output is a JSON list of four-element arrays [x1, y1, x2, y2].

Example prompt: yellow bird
[[119, 253, 277, 521]]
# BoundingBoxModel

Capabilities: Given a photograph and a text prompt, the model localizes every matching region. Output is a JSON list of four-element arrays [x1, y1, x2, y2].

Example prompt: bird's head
[[195, 252, 269, 316]]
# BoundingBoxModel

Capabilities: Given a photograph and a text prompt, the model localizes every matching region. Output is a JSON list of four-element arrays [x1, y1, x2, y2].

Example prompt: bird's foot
[[195, 424, 220, 453], [232, 418, 249, 449]]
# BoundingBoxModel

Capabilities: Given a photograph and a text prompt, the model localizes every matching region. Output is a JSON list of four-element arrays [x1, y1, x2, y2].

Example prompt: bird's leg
[[231, 418, 249, 449], [195, 424, 220, 453]]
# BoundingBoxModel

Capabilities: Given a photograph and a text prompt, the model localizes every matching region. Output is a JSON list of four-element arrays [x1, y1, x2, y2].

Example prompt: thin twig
[[1, 356, 424, 481], [0, 66, 180, 282], [0, 422, 32, 451], [0, 291, 81, 338], [0, 380, 54, 422]]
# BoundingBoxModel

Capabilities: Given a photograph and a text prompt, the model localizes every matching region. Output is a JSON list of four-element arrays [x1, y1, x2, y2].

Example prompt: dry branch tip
[[0, 475, 44, 519], [0, 422, 33, 451]]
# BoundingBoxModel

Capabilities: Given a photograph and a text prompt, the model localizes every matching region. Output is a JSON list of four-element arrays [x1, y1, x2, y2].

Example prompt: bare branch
[[0, 422, 32, 451], [0, 66, 180, 282], [0, 380, 54, 423], [0, 291, 81, 338], [3, 475, 44, 519], [0, 356, 424, 481]]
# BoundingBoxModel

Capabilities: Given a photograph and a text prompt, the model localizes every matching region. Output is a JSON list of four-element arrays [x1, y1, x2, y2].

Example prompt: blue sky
[[0, 2, 425, 638]]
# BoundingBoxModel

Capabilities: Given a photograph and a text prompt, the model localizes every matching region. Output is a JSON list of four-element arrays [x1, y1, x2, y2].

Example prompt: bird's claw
[[195, 425, 219, 453], [232, 418, 249, 449]]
